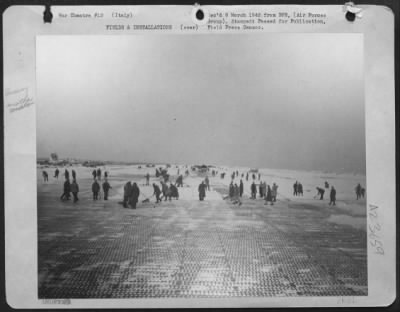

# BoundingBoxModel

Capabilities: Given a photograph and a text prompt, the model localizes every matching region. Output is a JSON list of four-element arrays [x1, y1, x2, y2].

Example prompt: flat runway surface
[[38, 168, 367, 298]]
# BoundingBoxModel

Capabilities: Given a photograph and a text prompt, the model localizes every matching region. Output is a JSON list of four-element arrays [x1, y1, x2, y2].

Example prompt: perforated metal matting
[[38, 186, 367, 298]]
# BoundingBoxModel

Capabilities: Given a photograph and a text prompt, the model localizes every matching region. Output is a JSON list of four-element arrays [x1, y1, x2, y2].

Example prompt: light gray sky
[[37, 34, 365, 173]]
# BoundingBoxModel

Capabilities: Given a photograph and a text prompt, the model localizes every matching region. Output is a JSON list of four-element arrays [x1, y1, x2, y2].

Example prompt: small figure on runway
[[60, 178, 71, 201], [123, 181, 132, 208], [329, 186, 336, 206], [265, 185, 273, 205], [71, 179, 79, 203], [92, 179, 100, 200], [102, 179, 112, 200], [272, 183, 278, 202], [198, 181, 207, 201], [42, 171, 48, 182], [129, 182, 140, 209], [153, 183, 162, 203], [251, 181, 257, 199], [316, 187, 325, 200], [239, 179, 244, 197]]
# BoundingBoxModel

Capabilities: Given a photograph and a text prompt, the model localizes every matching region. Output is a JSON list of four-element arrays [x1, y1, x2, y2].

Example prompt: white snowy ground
[[38, 163, 366, 230]]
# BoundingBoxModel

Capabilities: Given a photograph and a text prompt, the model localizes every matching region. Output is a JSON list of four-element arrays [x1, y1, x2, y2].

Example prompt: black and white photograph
[[3, 4, 396, 308], [36, 33, 368, 298]]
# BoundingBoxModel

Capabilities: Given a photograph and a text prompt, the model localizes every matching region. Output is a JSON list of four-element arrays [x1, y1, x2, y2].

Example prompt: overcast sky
[[37, 34, 365, 173]]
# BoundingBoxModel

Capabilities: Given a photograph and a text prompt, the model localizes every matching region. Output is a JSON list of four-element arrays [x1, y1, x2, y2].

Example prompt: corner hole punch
[[194, 3, 204, 21], [345, 11, 356, 22], [43, 5, 53, 24], [192, 3, 208, 25], [343, 2, 363, 22], [196, 9, 204, 21]]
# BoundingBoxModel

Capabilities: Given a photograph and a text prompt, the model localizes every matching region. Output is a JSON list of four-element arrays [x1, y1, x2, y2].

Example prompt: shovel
[[142, 194, 154, 203]]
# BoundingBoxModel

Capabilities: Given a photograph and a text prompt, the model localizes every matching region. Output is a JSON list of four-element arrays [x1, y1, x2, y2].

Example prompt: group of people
[[293, 181, 304, 196], [49, 165, 367, 210], [314, 182, 366, 205], [198, 181, 207, 201], [250, 181, 278, 205], [225, 179, 278, 206], [159, 181, 179, 201], [229, 180, 244, 199], [315, 185, 336, 205], [92, 168, 108, 180], [122, 181, 140, 208], [57, 168, 112, 203], [91, 179, 112, 201], [60, 178, 112, 204], [121, 180, 181, 208], [355, 183, 366, 199], [42, 168, 77, 182], [60, 178, 80, 203]]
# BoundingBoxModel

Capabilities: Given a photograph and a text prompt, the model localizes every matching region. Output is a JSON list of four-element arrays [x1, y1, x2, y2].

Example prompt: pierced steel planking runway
[[38, 181, 367, 298]]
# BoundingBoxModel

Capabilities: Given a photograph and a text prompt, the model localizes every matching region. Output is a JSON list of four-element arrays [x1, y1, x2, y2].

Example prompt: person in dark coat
[[170, 184, 179, 200], [251, 182, 257, 199], [96, 168, 102, 180], [102, 179, 112, 200], [252, 173, 256, 180], [198, 181, 206, 201], [298, 183, 303, 196], [205, 176, 210, 191], [329, 186, 336, 206], [271, 183, 278, 202], [165, 183, 173, 201], [316, 187, 325, 200], [145, 173, 150, 186], [153, 183, 162, 203], [246, 173, 249, 181], [92, 180, 100, 200], [130, 182, 140, 209], [360, 187, 365, 198], [163, 173, 170, 183], [54, 168, 59, 179], [176, 175, 183, 187], [70, 179, 79, 202], [71, 169, 76, 180], [42, 171, 48, 182], [325, 181, 329, 189], [160, 181, 169, 201], [60, 178, 71, 201], [234, 184, 241, 203], [104, 171, 108, 178], [259, 182, 263, 198], [293, 181, 298, 196], [92, 169, 97, 179], [229, 182, 234, 199], [64, 169, 69, 180], [355, 183, 362, 200], [239, 179, 244, 197], [123, 181, 132, 208], [265, 185, 273, 205]]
